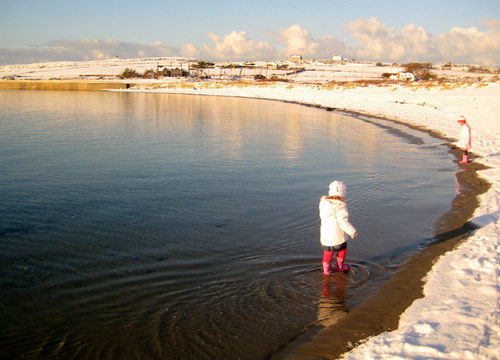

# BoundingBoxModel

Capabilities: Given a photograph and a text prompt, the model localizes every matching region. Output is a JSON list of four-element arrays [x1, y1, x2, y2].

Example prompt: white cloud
[[191, 26, 343, 61], [345, 17, 500, 66], [0, 20, 499, 67], [180, 43, 199, 58], [274, 25, 347, 59], [199, 31, 275, 61], [56, 39, 176, 60], [0, 39, 177, 65], [436, 26, 500, 67], [345, 18, 432, 62], [481, 19, 500, 30]]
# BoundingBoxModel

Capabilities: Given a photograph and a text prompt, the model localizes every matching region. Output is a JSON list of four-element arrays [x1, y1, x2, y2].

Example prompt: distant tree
[[402, 63, 436, 81], [191, 61, 215, 69], [402, 62, 433, 73], [141, 69, 157, 79], [157, 68, 170, 77], [118, 68, 140, 79], [417, 70, 438, 81], [468, 65, 493, 74]]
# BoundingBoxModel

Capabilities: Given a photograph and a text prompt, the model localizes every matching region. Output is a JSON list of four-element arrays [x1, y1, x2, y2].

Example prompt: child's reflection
[[453, 168, 473, 206], [316, 273, 349, 327]]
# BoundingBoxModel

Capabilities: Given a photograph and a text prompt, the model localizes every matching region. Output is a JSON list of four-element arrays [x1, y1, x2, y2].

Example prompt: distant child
[[456, 115, 471, 163], [319, 181, 358, 275]]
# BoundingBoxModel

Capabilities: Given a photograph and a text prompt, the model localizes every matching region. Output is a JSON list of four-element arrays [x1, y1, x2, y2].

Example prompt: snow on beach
[[2, 58, 499, 359]]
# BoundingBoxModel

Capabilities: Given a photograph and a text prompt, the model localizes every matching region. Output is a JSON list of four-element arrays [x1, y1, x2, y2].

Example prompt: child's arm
[[336, 204, 357, 238]]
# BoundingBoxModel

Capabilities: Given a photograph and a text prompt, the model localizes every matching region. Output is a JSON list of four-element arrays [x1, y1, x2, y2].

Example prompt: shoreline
[[0, 79, 134, 91], [269, 135, 490, 359]]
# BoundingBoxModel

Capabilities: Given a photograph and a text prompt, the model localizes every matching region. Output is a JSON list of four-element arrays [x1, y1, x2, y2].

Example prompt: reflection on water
[[316, 263, 373, 328], [0, 91, 458, 359], [317, 274, 348, 327]]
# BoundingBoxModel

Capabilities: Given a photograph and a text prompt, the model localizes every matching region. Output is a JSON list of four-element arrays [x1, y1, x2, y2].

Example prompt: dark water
[[0, 91, 458, 359]]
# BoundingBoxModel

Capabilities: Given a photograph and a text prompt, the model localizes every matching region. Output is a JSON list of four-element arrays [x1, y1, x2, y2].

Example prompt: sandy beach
[[1, 58, 499, 359]]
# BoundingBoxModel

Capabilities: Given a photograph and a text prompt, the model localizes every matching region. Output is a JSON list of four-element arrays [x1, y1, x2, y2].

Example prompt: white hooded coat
[[319, 197, 357, 247], [456, 122, 471, 150]]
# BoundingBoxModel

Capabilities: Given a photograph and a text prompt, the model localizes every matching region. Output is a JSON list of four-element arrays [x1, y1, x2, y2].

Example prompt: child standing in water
[[319, 181, 358, 274]]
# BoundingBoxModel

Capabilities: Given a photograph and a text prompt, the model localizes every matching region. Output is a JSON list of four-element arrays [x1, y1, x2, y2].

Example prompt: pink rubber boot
[[322, 250, 334, 275], [459, 154, 469, 164], [336, 249, 350, 272], [322, 262, 331, 275]]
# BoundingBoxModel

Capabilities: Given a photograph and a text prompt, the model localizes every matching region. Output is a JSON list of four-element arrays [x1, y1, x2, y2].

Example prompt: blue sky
[[1, 0, 499, 66]]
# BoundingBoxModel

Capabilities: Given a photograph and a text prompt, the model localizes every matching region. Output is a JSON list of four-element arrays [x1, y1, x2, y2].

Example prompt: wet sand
[[270, 114, 491, 360]]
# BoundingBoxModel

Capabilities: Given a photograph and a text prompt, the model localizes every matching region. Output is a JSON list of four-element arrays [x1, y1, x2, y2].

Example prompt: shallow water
[[0, 91, 458, 359]]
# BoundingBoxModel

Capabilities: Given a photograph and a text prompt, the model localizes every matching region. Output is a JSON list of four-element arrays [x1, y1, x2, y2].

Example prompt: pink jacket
[[319, 196, 357, 247]]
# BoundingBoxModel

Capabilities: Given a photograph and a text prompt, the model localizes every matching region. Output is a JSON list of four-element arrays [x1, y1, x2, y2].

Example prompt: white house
[[390, 72, 415, 81], [289, 55, 302, 62]]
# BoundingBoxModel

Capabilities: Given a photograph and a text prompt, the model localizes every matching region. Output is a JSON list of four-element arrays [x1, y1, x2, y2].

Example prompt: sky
[[1, 0, 499, 67]]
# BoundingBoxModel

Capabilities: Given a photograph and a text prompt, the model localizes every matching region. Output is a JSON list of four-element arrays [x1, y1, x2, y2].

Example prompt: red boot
[[336, 248, 350, 272], [459, 154, 469, 163], [322, 262, 332, 275], [337, 263, 350, 272], [322, 250, 334, 275]]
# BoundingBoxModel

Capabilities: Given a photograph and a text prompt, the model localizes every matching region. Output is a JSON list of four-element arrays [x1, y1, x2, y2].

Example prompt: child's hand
[[352, 232, 358, 239]]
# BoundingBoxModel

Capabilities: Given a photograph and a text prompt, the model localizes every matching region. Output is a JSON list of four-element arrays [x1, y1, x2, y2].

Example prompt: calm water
[[0, 91, 458, 360]]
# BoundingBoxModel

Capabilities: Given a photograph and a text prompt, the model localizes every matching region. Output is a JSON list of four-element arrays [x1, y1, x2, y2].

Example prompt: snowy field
[[1, 57, 499, 359], [1, 56, 497, 83]]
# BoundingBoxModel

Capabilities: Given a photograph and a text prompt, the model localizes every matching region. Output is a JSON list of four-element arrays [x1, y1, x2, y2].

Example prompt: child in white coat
[[319, 181, 358, 274], [456, 115, 471, 163]]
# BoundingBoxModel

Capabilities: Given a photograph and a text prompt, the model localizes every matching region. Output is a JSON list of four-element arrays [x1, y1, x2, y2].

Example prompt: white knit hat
[[328, 181, 346, 197]]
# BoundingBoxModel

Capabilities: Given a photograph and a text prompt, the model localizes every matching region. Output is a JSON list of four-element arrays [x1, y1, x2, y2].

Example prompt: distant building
[[441, 62, 452, 70], [332, 54, 342, 62], [289, 55, 302, 62], [171, 68, 188, 77], [390, 72, 415, 81], [441, 63, 470, 71], [267, 62, 278, 70]]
